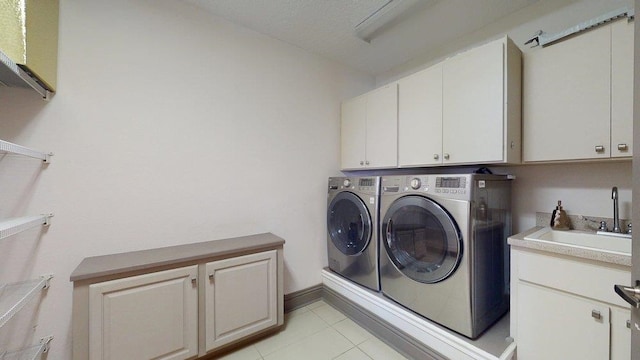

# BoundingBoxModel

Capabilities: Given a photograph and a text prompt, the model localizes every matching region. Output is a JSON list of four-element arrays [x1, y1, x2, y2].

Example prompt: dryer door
[[381, 195, 462, 283], [327, 192, 372, 256]]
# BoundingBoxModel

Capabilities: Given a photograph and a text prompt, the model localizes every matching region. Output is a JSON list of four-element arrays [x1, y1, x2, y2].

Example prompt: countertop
[[70, 232, 285, 282], [508, 226, 631, 267]]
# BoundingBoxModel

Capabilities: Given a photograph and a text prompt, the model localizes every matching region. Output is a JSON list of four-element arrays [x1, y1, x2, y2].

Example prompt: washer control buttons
[[343, 179, 351, 188], [410, 178, 421, 190]]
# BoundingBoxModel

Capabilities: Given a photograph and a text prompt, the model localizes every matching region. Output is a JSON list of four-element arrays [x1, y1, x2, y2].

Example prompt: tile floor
[[218, 300, 410, 360]]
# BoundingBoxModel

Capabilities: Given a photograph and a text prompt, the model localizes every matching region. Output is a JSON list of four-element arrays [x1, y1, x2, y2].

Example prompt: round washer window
[[327, 192, 372, 256], [381, 195, 462, 283]]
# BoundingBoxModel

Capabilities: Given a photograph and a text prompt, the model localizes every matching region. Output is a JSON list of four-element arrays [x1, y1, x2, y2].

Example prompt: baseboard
[[322, 285, 446, 360], [283, 284, 323, 312]]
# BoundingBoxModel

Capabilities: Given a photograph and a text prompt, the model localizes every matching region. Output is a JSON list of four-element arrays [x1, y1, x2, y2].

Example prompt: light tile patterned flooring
[[218, 300, 410, 360]]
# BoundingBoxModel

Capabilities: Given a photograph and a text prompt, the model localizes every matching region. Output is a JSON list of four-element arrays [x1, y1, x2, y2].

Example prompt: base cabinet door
[[205, 250, 278, 352], [516, 282, 610, 360], [611, 306, 632, 360], [88, 266, 199, 360]]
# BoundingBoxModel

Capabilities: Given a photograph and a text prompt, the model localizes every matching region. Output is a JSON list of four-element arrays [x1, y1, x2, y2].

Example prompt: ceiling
[[182, 0, 542, 75]]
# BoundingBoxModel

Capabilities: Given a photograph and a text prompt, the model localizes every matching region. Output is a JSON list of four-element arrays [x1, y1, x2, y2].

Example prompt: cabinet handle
[[208, 273, 215, 284], [443, 153, 450, 160], [191, 277, 197, 286], [595, 145, 605, 153], [627, 320, 631, 329], [433, 154, 439, 160], [591, 310, 602, 320], [617, 144, 628, 151]]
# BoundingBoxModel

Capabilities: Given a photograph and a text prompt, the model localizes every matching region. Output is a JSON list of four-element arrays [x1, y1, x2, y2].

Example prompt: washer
[[327, 176, 380, 291], [379, 174, 512, 338]]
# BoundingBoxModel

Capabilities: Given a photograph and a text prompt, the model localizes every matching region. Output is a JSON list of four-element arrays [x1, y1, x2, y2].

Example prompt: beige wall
[[0, 0, 372, 358]]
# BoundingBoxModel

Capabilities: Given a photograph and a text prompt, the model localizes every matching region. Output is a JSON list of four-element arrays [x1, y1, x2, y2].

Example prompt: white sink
[[524, 227, 631, 255]]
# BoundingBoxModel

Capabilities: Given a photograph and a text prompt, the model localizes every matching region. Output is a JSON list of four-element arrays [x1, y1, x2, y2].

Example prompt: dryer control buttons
[[343, 179, 352, 188], [410, 178, 421, 190]]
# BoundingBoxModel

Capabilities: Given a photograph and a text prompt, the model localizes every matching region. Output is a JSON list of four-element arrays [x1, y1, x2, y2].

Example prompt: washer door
[[381, 195, 462, 283], [327, 192, 372, 256]]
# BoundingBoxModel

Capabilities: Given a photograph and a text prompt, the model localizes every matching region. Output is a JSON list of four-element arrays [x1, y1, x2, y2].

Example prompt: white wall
[[0, 0, 373, 358]]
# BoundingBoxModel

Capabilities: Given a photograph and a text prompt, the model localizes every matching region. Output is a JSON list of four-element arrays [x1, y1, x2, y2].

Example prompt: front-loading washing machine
[[327, 176, 380, 291], [379, 174, 512, 338]]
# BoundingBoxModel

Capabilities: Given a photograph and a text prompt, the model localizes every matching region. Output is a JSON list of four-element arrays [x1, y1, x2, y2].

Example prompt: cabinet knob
[[443, 153, 450, 160], [365, 160, 370, 165], [591, 310, 602, 320], [433, 154, 439, 160], [191, 277, 197, 285], [595, 145, 605, 153], [209, 274, 214, 283], [627, 319, 632, 329], [617, 143, 628, 151], [359, 161, 364, 165]]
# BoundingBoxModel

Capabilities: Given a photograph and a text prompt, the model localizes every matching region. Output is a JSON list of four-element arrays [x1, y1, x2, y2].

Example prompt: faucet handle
[[598, 221, 608, 231], [627, 223, 632, 235]]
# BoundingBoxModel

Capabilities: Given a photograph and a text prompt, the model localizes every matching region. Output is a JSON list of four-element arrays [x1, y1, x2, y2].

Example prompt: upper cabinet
[[523, 19, 633, 162], [398, 64, 443, 167], [398, 37, 522, 167], [341, 83, 398, 170], [0, 0, 59, 97]]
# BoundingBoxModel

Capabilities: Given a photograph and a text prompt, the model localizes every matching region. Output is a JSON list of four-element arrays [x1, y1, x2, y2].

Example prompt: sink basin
[[524, 227, 631, 255]]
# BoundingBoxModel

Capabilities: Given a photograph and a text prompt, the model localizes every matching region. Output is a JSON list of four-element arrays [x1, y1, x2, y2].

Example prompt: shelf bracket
[[525, 6, 634, 47], [0, 214, 54, 241], [0, 140, 53, 163]]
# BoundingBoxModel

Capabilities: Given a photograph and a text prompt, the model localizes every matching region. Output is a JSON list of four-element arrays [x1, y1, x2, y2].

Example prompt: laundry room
[[0, 0, 636, 359]]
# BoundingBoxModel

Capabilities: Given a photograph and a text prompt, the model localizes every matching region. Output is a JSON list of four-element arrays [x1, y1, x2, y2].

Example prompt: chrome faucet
[[612, 186, 621, 233]]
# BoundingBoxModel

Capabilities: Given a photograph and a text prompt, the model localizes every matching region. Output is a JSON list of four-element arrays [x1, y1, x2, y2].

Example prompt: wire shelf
[[0, 215, 53, 241], [0, 336, 53, 360], [0, 276, 53, 329], [0, 140, 52, 163]]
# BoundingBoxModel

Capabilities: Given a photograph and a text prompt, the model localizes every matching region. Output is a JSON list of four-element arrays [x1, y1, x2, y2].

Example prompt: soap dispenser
[[550, 200, 570, 230]]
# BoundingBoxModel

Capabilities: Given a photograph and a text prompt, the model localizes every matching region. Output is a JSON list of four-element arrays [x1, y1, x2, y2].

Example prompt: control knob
[[410, 178, 421, 190], [343, 179, 352, 188]]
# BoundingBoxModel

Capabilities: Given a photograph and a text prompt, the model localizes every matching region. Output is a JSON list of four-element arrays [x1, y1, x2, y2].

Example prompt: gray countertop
[[70, 232, 285, 282], [508, 227, 631, 267]]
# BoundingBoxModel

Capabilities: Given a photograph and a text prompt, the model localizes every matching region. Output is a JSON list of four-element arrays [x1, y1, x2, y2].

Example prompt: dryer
[[327, 176, 380, 291], [379, 174, 511, 338]]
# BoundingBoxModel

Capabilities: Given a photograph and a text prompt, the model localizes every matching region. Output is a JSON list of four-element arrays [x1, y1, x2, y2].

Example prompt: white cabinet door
[[341, 95, 367, 169], [523, 24, 611, 161], [365, 83, 398, 169], [398, 64, 443, 167], [611, 19, 634, 158], [611, 306, 631, 360], [516, 282, 610, 360], [205, 250, 278, 352], [442, 40, 505, 165], [89, 266, 199, 360]]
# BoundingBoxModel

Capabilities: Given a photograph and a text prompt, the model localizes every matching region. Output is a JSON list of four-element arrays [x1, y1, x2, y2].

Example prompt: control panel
[[381, 175, 472, 200]]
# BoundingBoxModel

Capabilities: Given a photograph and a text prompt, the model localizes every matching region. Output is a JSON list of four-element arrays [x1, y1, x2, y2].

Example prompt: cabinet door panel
[[443, 40, 504, 164], [366, 84, 398, 168], [523, 25, 611, 161], [205, 250, 277, 351], [611, 306, 631, 360], [89, 266, 199, 360], [341, 95, 367, 169], [611, 19, 634, 158], [517, 282, 610, 360], [398, 65, 443, 167]]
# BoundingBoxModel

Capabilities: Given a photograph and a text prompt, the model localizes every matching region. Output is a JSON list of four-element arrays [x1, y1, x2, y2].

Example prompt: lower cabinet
[[203, 250, 278, 352], [517, 282, 610, 360], [72, 237, 284, 360], [510, 247, 631, 360], [89, 266, 199, 360]]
